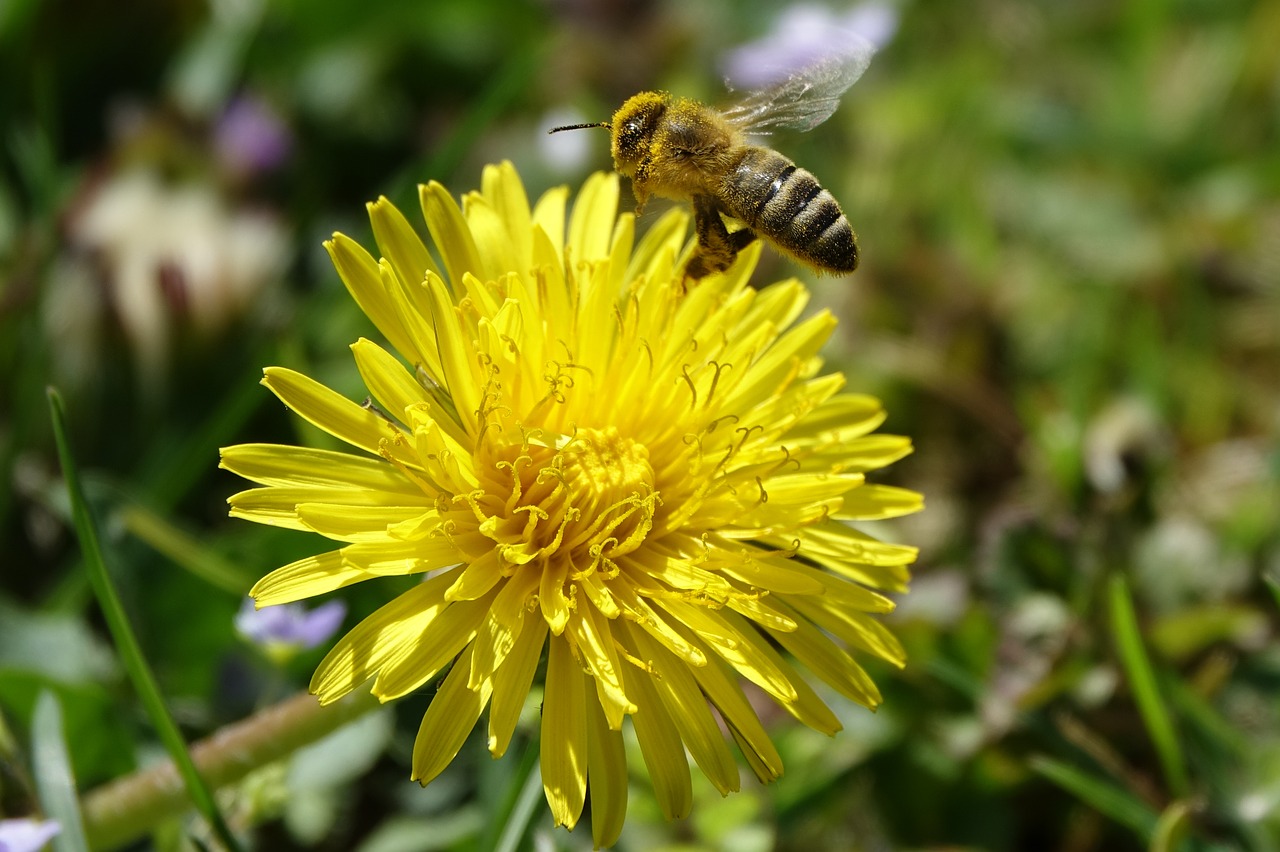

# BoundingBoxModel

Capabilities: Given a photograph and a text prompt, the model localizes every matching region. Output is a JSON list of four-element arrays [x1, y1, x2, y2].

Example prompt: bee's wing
[[721, 36, 875, 134]]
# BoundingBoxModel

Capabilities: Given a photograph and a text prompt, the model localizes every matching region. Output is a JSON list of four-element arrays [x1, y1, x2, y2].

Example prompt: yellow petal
[[368, 195, 440, 285], [616, 628, 692, 820], [783, 393, 887, 442], [715, 610, 842, 735], [808, 434, 914, 473], [836, 484, 926, 520], [296, 503, 438, 543], [372, 590, 496, 700], [629, 625, 739, 795], [757, 472, 866, 506], [687, 653, 783, 784], [781, 522, 917, 593], [542, 635, 588, 829], [325, 233, 415, 361], [785, 593, 908, 668], [443, 548, 505, 602], [720, 555, 825, 595], [531, 184, 568, 268], [249, 537, 465, 603], [723, 311, 838, 412], [575, 262, 619, 377], [420, 272, 482, 433], [470, 567, 540, 690], [349, 338, 427, 421], [379, 261, 446, 386], [568, 602, 635, 730], [463, 194, 519, 285], [605, 211, 634, 296], [261, 367, 416, 468], [539, 554, 571, 635], [420, 181, 484, 287], [411, 644, 491, 785], [481, 161, 533, 272], [624, 206, 686, 284], [220, 443, 424, 493], [250, 549, 376, 604], [765, 598, 883, 709], [737, 276, 809, 335], [488, 616, 547, 758], [653, 599, 797, 704], [609, 577, 707, 668], [733, 373, 846, 440], [308, 568, 456, 701], [567, 171, 619, 266], [585, 689, 627, 850], [792, 520, 920, 566]]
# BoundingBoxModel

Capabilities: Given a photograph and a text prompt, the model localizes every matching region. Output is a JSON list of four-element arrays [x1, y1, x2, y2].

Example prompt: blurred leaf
[[1149, 798, 1192, 852], [356, 811, 486, 852], [1109, 573, 1190, 797], [0, 597, 118, 683], [32, 690, 89, 852], [287, 706, 393, 792], [0, 673, 134, 784], [490, 740, 543, 852], [119, 504, 257, 595], [1030, 755, 1159, 840], [481, 731, 540, 849], [1148, 604, 1269, 661], [166, 0, 265, 116]]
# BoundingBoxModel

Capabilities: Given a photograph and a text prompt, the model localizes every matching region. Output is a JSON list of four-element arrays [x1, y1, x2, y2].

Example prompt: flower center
[[560, 427, 654, 520], [556, 427, 657, 562], [470, 426, 660, 575]]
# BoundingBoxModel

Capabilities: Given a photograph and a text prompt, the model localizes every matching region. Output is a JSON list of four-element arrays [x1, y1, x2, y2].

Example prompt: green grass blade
[[1030, 754, 1159, 840], [1149, 798, 1192, 852], [119, 503, 256, 595], [492, 740, 544, 852], [1109, 573, 1190, 796], [32, 690, 89, 852], [47, 388, 245, 852]]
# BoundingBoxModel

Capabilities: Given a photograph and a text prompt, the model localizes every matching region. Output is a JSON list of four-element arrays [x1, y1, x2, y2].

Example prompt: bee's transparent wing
[[721, 35, 875, 134]]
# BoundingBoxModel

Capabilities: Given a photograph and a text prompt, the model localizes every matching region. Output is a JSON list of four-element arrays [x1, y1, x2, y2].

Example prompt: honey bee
[[550, 43, 874, 279]]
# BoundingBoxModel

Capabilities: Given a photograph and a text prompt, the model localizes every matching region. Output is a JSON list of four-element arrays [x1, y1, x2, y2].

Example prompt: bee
[[550, 43, 874, 279]]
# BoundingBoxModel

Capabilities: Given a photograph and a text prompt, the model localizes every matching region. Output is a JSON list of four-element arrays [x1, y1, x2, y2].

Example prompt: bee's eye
[[625, 120, 642, 136]]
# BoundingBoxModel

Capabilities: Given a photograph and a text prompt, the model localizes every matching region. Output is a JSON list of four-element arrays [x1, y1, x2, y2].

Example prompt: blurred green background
[[2, 0, 1278, 849]]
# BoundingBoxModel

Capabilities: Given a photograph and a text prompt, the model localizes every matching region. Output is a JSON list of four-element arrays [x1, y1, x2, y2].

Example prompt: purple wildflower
[[0, 818, 61, 852], [235, 598, 347, 652], [215, 95, 293, 176], [723, 2, 899, 91]]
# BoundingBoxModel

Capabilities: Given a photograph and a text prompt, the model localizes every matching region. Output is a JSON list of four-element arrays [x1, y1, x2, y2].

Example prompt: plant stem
[[82, 688, 380, 850]]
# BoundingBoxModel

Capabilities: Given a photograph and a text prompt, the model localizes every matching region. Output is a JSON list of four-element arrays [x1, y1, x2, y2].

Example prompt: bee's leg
[[687, 196, 752, 280], [728, 226, 758, 253], [631, 161, 653, 216]]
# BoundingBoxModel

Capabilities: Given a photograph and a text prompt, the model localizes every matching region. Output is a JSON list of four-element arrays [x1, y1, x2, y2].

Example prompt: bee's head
[[609, 92, 670, 176]]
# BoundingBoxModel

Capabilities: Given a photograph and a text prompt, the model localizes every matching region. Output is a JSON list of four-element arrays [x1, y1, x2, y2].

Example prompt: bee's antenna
[[547, 122, 611, 134]]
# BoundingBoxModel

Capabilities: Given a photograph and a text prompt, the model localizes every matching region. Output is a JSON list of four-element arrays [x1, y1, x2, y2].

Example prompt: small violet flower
[[235, 598, 347, 654], [215, 95, 293, 176], [723, 2, 900, 90], [0, 818, 61, 852]]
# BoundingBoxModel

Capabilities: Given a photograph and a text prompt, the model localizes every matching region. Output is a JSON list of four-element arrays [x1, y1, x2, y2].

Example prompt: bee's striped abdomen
[[723, 147, 858, 274]]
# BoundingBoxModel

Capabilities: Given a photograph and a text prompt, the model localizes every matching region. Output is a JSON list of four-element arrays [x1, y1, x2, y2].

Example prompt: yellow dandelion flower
[[221, 162, 921, 847]]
